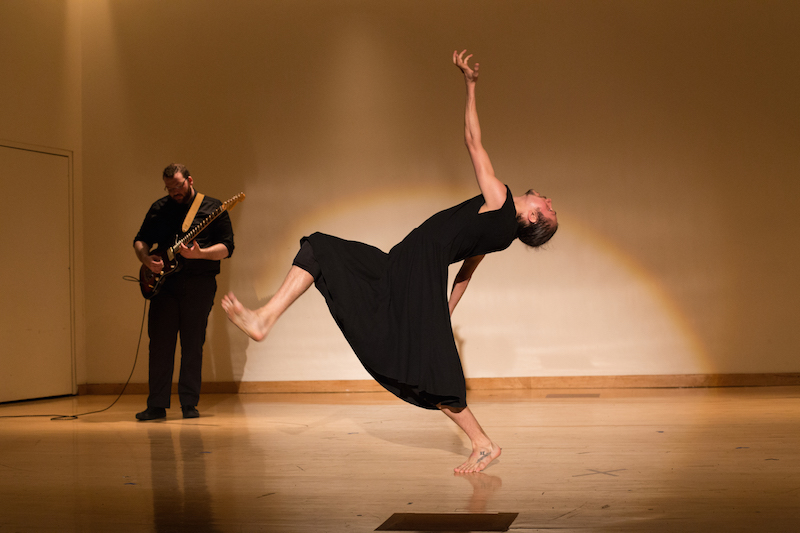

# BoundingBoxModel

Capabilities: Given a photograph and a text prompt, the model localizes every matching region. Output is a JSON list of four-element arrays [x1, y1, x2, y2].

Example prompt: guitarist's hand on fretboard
[[177, 241, 202, 259], [176, 241, 230, 261]]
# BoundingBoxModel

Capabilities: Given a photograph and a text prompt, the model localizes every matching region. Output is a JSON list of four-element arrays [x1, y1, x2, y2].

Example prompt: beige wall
[[0, 0, 85, 382], [2, 1, 798, 388]]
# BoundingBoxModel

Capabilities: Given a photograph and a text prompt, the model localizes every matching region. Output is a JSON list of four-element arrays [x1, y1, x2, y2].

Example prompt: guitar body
[[137, 192, 245, 299], [139, 246, 184, 299]]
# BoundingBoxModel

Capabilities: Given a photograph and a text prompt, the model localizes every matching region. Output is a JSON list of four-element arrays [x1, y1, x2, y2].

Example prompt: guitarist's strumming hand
[[145, 255, 164, 273], [134, 240, 165, 273]]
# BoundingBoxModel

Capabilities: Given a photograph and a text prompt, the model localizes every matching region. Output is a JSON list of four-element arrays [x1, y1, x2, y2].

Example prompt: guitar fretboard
[[169, 193, 244, 255]]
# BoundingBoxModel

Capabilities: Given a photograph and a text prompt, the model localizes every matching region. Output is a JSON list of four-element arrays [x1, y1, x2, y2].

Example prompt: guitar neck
[[166, 193, 244, 257], [170, 206, 225, 255]]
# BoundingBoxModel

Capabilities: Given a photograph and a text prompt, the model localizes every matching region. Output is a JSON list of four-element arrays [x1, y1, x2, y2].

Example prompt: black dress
[[304, 186, 518, 410]]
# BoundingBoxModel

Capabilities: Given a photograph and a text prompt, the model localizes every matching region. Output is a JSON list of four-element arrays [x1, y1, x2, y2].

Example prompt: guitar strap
[[182, 192, 205, 232]]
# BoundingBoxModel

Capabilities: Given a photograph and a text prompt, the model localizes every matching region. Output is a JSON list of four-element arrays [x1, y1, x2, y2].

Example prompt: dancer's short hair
[[516, 213, 558, 248]]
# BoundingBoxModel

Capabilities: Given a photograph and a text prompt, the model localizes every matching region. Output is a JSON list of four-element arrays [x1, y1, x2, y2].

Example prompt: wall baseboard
[[77, 373, 800, 396]]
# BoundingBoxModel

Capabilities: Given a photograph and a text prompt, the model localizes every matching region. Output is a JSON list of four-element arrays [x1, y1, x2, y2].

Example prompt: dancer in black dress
[[222, 50, 558, 472]]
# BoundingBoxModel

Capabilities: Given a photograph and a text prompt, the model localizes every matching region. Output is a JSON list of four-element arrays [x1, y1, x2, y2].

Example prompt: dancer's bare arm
[[453, 50, 506, 211], [449, 254, 485, 315]]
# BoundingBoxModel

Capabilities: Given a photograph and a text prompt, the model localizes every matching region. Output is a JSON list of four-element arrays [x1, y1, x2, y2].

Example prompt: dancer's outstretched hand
[[453, 49, 479, 83]]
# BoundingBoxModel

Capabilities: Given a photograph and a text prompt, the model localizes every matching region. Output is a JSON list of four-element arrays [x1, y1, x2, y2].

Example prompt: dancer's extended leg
[[439, 405, 502, 473], [221, 265, 314, 341]]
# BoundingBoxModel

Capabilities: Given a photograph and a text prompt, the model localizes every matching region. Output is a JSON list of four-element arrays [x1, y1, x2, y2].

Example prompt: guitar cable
[[0, 277, 146, 421]]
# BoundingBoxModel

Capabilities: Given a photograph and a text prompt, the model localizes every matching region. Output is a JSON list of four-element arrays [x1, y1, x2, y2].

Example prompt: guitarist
[[133, 163, 235, 421]]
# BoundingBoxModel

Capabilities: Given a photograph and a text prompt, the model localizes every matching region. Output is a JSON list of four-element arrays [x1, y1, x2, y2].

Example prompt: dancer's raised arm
[[453, 50, 506, 211]]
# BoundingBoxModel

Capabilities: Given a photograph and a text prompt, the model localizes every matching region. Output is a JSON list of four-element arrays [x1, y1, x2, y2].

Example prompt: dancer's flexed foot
[[221, 266, 315, 342], [221, 292, 271, 341]]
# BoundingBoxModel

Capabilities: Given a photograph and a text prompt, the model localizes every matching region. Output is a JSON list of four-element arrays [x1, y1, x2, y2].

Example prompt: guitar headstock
[[222, 192, 246, 211]]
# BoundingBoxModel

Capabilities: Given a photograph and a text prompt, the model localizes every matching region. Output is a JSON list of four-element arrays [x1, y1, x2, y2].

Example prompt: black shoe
[[181, 405, 199, 419], [136, 407, 166, 421]]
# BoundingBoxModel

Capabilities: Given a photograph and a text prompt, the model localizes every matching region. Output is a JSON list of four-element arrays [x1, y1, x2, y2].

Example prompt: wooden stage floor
[[1, 386, 799, 532]]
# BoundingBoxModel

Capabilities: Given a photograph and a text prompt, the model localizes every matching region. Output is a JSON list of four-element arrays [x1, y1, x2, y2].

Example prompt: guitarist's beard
[[170, 187, 195, 205]]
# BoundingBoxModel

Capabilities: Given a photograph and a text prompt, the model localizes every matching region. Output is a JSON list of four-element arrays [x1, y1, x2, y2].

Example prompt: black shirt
[[134, 193, 235, 276]]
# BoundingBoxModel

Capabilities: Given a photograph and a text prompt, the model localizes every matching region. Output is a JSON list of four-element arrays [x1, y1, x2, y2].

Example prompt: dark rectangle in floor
[[375, 512, 518, 531]]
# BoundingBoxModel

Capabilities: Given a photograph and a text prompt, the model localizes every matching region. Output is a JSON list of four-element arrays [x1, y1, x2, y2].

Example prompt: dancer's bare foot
[[439, 405, 501, 473], [454, 443, 501, 473], [220, 292, 270, 341]]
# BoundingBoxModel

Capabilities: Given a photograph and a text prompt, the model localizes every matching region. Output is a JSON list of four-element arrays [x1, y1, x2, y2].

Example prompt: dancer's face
[[525, 190, 557, 225]]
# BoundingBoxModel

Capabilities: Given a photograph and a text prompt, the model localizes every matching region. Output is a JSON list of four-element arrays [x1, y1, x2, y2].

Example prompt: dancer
[[222, 50, 557, 472]]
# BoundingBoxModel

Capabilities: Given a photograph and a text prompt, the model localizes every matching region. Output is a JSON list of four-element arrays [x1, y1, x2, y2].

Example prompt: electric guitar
[[139, 192, 245, 299]]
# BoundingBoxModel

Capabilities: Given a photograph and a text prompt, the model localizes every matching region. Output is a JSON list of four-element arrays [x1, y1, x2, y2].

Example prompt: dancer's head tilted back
[[515, 189, 558, 248]]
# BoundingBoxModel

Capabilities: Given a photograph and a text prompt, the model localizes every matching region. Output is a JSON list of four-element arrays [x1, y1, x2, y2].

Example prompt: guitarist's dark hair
[[163, 163, 191, 180]]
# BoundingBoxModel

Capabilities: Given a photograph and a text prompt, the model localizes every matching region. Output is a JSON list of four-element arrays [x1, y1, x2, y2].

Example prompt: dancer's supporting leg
[[221, 265, 314, 341], [439, 405, 502, 473]]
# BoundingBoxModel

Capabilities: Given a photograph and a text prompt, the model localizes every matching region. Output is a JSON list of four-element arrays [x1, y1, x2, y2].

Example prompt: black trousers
[[146, 273, 217, 408]]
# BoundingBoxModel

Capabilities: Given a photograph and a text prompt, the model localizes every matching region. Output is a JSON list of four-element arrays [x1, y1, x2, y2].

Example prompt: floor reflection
[[456, 471, 503, 513], [148, 425, 220, 533], [2, 390, 799, 531]]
